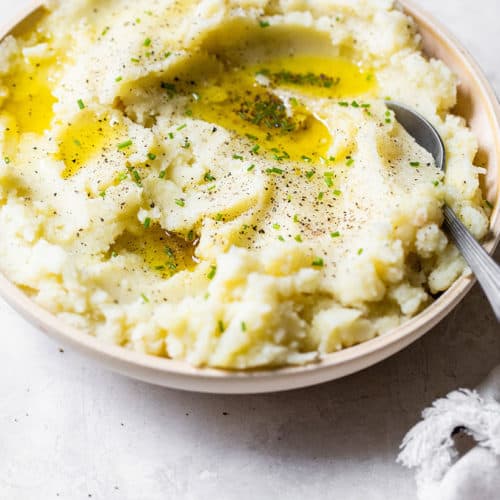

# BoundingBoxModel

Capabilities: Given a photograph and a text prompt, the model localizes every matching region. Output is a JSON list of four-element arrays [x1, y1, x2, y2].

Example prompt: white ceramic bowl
[[0, 0, 499, 393]]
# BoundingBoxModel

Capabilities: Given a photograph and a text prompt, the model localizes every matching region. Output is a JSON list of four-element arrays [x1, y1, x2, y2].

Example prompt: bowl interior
[[0, 1, 498, 393]]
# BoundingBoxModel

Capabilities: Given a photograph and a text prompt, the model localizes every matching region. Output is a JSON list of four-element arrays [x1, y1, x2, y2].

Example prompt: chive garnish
[[118, 139, 133, 150], [207, 266, 217, 280], [143, 217, 151, 229], [175, 199, 185, 207], [77, 99, 85, 110], [266, 167, 284, 175]]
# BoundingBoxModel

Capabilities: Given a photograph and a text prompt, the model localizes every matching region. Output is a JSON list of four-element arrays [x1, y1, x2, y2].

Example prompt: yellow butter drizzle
[[110, 225, 196, 278], [189, 55, 375, 163], [56, 111, 124, 179], [1, 56, 57, 137]]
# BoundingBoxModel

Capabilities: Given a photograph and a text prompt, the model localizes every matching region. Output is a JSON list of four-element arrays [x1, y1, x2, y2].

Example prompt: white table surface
[[1, 1, 499, 499]]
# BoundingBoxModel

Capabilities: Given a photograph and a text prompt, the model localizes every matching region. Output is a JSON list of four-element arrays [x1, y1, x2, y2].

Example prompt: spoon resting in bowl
[[387, 101, 500, 322]]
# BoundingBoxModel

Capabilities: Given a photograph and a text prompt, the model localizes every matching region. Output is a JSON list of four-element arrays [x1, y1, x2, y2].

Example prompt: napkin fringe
[[398, 389, 500, 486]]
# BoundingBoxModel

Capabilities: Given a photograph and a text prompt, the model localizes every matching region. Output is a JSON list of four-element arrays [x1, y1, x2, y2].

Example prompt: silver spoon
[[387, 101, 500, 322]]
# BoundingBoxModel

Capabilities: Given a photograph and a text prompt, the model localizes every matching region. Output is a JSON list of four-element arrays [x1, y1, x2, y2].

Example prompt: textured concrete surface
[[0, 1, 499, 499]]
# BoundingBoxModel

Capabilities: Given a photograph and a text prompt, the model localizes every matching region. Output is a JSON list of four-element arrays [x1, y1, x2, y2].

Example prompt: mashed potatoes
[[0, 0, 491, 368]]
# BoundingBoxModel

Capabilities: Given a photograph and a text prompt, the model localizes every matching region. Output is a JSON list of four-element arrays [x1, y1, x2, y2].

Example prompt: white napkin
[[398, 366, 500, 500]]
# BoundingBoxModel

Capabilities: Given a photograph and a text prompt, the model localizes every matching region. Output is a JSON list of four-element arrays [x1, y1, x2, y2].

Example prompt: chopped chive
[[329, 156, 336, 162], [247, 164, 255, 172], [77, 99, 85, 110], [278, 235, 285, 242], [181, 138, 191, 149], [131, 170, 141, 184], [143, 37, 152, 47], [73, 139, 82, 147], [259, 20, 270, 28], [246, 133, 258, 141], [159, 170, 167, 179], [99, 190, 106, 198], [330, 231, 341, 238], [410, 161, 420, 167], [111, 251, 118, 258], [232, 154, 244, 160], [351, 100, 359, 108], [433, 180, 440, 187], [324, 172, 334, 188], [148, 153, 157, 161], [317, 192, 324, 201], [361, 103, 371, 108], [358, 248, 364, 255], [294, 234, 303, 243], [207, 266, 217, 280], [187, 230, 195, 241], [165, 247, 174, 258], [312, 258, 324, 267], [4, 156, 10, 164], [385, 118, 392, 124], [177, 124, 187, 131], [117, 171, 128, 182], [333, 189, 342, 196], [101, 27, 110, 36], [204, 172, 216, 182], [346, 158, 354, 167], [175, 198, 185, 207], [131, 57, 140, 63], [293, 214, 299, 223], [339, 101, 349, 107], [241, 322, 247, 332], [168, 132, 174, 139], [218, 320, 225, 333], [115, 76, 123, 82], [251, 144, 260, 153], [485, 200, 494, 209], [118, 139, 133, 150], [272, 223, 281, 230], [302, 155, 312, 163], [266, 167, 284, 175], [164, 52, 172, 59], [305, 170, 315, 179], [215, 213, 224, 221], [143, 217, 151, 229], [141, 293, 150, 303]]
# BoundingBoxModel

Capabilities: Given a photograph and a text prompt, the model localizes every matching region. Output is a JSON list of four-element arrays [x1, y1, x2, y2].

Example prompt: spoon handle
[[443, 206, 500, 322]]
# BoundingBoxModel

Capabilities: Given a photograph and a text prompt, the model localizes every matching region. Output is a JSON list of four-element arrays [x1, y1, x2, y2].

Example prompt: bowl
[[0, 0, 498, 394]]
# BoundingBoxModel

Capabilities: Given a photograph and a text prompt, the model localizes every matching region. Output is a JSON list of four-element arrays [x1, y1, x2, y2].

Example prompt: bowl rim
[[0, 0, 499, 393]]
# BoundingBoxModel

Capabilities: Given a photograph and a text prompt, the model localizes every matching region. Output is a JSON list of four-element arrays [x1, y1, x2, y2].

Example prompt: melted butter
[[1, 57, 57, 136], [57, 111, 123, 179], [110, 225, 197, 278], [251, 55, 375, 99], [189, 55, 375, 163]]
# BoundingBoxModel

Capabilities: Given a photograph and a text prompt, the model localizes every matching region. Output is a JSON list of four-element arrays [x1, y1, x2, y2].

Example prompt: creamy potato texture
[[0, 0, 492, 368]]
